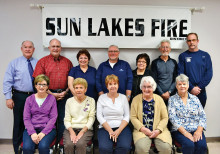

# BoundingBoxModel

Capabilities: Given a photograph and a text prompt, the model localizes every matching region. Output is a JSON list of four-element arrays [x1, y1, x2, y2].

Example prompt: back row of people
[[3, 32, 212, 154]]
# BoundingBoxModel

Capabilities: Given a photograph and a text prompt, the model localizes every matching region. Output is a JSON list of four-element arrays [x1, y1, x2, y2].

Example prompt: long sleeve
[[64, 100, 73, 129], [151, 60, 164, 95], [3, 62, 15, 99], [23, 96, 36, 135], [96, 96, 106, 125], [123, 97, 130, 123], [41, 96, 58, 135], [168, 97, 182, 131], [126, 62, 133, 91], [197, 53, 213, 89], [197, 98, 207, 130], [85, 99, 96, 130], [96, 63, 104, 93], [169, 60, 178, 93]]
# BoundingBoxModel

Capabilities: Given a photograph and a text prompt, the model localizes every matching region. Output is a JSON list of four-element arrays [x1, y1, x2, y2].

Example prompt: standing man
[[96, 45, 133, 101], [33, 38, 73, 143], [151, 40, 178, 105], [3, 41, 38, 154], [178, 33, 213, 108]]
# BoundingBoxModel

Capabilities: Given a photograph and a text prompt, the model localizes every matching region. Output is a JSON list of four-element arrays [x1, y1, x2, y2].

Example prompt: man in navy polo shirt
[[96, 45, 133, 101], [178, 33, 213, 108]]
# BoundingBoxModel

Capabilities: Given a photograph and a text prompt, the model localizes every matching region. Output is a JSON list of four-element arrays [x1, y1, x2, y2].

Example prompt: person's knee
[[99, 142, 112, 152], [156, 142, 171, 154], [64, 141, 74, 149], [182, 140, 195, 149], [135, 139, 151, 154], [38, 141, 49, 151]]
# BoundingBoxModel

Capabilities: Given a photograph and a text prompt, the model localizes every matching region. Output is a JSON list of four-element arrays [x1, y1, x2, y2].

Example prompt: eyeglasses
[[137, 61, 146, 64], [37, 84, 48, 87], [187, 39, 197, 42], [142, 86, 153, 89]]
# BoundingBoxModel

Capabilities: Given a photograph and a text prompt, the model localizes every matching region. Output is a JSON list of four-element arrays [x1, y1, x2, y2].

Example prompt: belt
[[13, 89, 34, 95], [50, 89, 66, 93]]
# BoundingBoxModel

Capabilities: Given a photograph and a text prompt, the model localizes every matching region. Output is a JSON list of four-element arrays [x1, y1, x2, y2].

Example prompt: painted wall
[[0, 0, 219, 138]]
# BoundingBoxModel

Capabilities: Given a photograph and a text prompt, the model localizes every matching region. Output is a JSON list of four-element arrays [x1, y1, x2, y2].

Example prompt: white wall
[[0, 0, 219, 138]]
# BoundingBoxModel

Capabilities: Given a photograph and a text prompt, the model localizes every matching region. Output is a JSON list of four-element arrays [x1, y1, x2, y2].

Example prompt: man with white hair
[[151, 40, 178, 105]]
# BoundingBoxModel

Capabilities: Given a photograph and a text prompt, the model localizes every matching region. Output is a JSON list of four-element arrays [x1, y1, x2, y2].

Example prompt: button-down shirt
[[33, 55, 73, 90], [168, 92, 207, 132], [96, 59, 133, 95], [68, 65, 97, 100], [3, 56, 38, 99]]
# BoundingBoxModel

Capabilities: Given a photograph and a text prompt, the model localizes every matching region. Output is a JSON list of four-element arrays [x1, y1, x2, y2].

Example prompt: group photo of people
[[3, 32, 213, 154]]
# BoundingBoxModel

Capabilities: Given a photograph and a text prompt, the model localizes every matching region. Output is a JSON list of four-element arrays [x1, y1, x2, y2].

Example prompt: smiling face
[[137, 58, 147, 71], [186, 34, 199, 52], [78, 54, 89, 67], [35, 80, 48, 94], [48, 39, 61, 59], [107, 80, 119, 94], [159, 42, 171, 57], [74, 84, 87, 98], [21, 41, 35, 59], [141, 82, 153, 98], [108, 46, 120, 63], [176, 81, 189, 95]]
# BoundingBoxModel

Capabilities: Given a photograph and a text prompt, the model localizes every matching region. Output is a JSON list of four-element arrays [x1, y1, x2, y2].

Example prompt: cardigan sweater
[[130, 93, 172, 145], [23, 94, 58, 135]]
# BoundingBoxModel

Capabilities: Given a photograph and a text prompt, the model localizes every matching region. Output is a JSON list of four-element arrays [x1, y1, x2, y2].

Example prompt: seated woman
[[63, 78, 96, 154], [168, 74, 207, 154], [68, 49, 97, 100], [23, 74, 57, 154], [131, 53, 155, 103], [130, 76, 172, 154], [97, 74, 132, 154]]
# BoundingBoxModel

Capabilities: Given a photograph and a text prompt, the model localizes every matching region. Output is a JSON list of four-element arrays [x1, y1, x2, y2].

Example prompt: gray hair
[[158, 39, 171, 48], [176, 74, 189, 84], [108, 45, 119, 51], [140, 76, 157, 91], [21, 40, 34, 48]]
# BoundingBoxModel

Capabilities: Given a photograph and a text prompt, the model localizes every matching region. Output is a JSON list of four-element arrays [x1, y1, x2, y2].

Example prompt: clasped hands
[[70, 131, 84, 144], [184, 130, 203, 142], [53, 91, 66, 101], [109, 129, 121, 142], [31, 132, 45, 144], [140, 127, 160, 138]]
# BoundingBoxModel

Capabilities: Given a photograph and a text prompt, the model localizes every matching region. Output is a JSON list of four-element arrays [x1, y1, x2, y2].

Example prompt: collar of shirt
[[49, 54, 62, 61]]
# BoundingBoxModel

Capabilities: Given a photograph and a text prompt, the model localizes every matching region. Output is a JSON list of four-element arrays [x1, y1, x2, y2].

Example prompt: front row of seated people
[[22, 74, 207, 154]]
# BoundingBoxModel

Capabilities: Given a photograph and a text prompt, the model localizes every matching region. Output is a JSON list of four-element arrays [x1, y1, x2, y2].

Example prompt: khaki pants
[[135, 137, 171, 154], [63, 129, 93, 154]]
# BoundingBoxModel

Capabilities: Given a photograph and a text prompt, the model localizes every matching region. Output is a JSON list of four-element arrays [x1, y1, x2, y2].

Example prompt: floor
[[0, 142, 219, 154]]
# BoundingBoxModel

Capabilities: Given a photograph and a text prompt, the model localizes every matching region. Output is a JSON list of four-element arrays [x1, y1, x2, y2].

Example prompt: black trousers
[[12, 91, 32, 154]]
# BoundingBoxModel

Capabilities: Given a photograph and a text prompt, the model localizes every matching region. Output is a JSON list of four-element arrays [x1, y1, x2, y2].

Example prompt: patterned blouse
[[168, 92, 206, 132], [143, 99, 155, 131]]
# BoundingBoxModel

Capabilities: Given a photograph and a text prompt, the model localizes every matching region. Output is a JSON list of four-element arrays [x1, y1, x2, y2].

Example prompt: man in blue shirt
[[3, 40, 38, 154], [178, 33, 213, 107], [96, 45, 133, 101]]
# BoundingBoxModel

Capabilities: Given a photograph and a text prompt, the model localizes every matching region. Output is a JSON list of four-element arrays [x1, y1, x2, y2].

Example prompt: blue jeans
[[23, 129, 56, 154], [172, 131, 207, 154], [98, 126, 132, 154]]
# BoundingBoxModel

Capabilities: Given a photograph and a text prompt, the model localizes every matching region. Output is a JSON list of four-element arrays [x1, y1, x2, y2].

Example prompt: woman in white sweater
[[63, 78, 96, 154], [97, 74, 132, 154]]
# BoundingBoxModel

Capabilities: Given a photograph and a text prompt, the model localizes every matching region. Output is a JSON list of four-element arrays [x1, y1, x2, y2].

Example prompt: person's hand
[[6, 99, 14, 109], [38, 132, 45, 141], [110, 129, 122, 142], [70, 131, 77, 144], [58, 91, 67, 98], [149, 130, 161, 138], [108, 130, 115, 141], [193, 130, 203, 142], [74, 131, 84, 144], [190, 86, 201, 96], [140, 127, 153, 136], [31, 133, 39, 144], [184, 132, 194, 142], [161, 92, 170, 101]]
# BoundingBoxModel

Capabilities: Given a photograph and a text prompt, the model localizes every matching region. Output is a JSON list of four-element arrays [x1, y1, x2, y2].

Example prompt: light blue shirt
[[3, 56, 38, 99], [168, 92, 206, 132]]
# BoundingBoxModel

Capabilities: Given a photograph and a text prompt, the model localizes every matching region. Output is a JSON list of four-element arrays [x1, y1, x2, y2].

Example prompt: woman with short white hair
[[168, 74, 207, 154], [130, 76, 172, 154]]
